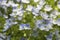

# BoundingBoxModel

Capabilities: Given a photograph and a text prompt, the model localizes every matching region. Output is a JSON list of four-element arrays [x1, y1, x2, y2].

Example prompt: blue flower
[[0, 0, 2, 2], [0, 33, 6, 39], [3, 19, 13, 32], [46, 33, 53, 40], [40, 12, 49, 19], [54, 30, 60, 40], [7, 35, 11, 40], [3, 24, 10, 32], [32, 7, 39, 16], [35, 19, 53, 31], [19, 24, 31, 30], [13, 6, 17, 10], [55, 18, 60, 26]]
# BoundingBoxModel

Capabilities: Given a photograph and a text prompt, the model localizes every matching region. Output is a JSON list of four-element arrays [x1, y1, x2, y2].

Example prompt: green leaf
[[7, 6, 13, 15], [0, 7, 5, 14]]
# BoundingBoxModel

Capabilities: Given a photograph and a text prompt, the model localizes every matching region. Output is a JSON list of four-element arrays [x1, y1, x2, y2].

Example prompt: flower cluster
[[0, 0, 60, 40]]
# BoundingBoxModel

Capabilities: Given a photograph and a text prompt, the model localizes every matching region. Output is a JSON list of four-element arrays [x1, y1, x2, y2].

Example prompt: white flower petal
[[21, 0, 30, 3], [57, 1, 60, 9], [44, 5, 52, 11], [26, 5, 33, 11], [40, 12, 49, 19], [34, 0, 39, 2], [39, 0, 45, 6]]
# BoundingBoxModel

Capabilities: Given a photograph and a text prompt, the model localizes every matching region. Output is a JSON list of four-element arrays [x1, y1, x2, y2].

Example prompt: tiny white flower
[[46, 33, 53, 40], [50, 10, 59, 18], [12, 9, 18, 12], [32, 8, 39, 13], [33, 16, 36, 19], [35, 20, 45, 30], [16, 10, 24, 16], [5, 19, 13, 26], [3, 19, 15, 32], [6, 1, 13, 7], [54, 0, 57, 2], [18, 4, 23, 10], [55, 18, 60, 26], [19, 24, 24, 30], [50, 14, 57, 18], [57, 1, 60, 9], [40, 12, 49, 19], [34, 0, 39, 2], [32, 12, 39, 16], [52, 19, 56, 24], [16, 0, 21, 2], [52, 10, 59, 15], [45, 24, 53, 31], [36, 19, 53, 31], [26, 5, 33, 11], [55, 30, 60, 40], [11, 4, 18, 7], [36, 4, 43, 10], [55, 30, 59, 36], [13, 6, 17, 10], [39, 0, 46, 6], [10, 13, 16, 17], [13, 22, 18, 24], [3, 15, 8, 18], [2, 0, 7, 3], [21, 0, 30, 3], [18, 16, 22, 20], [12, 4, 19, 11], [44, 5, 52, 11], [12, 4, 18, 12], [39, 25, 46, 30], [32, 7, 39, 16], [3, 24, 10, 32], [7, 36, 11, 40], [1, 1, 7, 6], [0, 33, 6, 39]]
